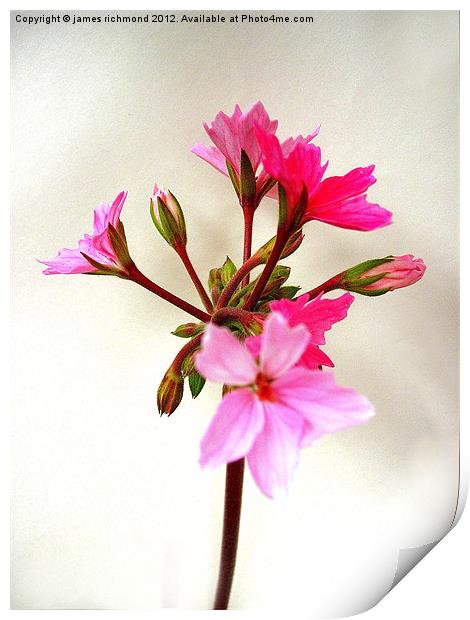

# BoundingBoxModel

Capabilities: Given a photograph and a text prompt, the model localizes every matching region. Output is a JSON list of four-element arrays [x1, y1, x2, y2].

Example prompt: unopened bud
[[253, 229, 304, 264], [150, 184, 187, 249], [341, 255, 426, 296], [157, 369, 184, 415]]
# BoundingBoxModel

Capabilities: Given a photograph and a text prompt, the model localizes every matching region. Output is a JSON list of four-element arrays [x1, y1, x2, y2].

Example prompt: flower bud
[[157, 368, 184, 415], [252, 229, 304, 264], [150, 184, 187, 250], [341, 255, 426, 296], [171, 322, 205, 338]]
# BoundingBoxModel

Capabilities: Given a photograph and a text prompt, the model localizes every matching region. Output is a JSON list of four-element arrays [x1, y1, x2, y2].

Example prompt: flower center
[[254, 373, 276, 402]]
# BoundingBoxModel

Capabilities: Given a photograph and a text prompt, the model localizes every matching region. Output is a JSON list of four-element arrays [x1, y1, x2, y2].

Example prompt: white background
[[8, 5, 461, 616]]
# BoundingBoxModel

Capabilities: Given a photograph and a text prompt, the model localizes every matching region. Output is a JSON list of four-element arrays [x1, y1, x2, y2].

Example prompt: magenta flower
[[191, 101, 319, 203], [256, 127, 392, 232], [269, 292, 354, 368], [195, 313, 374, 498], [39, 191, 129, 275]]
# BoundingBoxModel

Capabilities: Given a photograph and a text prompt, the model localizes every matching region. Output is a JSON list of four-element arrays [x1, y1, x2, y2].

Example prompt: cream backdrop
[[11, 10, 459, 614]]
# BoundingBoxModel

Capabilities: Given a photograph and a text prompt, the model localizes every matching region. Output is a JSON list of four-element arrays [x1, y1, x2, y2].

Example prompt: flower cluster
[[40, 101, 425, 498]]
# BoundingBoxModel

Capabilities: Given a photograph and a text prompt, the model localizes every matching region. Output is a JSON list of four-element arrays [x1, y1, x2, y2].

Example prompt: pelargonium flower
[[39, 191, 130, 275], [191, 101, 319, 204], [256, 126, 392, 232], [268, 292, 354, 368], [195, 313, 374, 498]]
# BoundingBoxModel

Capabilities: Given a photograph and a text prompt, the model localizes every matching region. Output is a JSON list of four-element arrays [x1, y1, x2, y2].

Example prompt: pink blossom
[[196, 313, 374, 498], [39, 191, 127, 274], [191, 102, 319, 201], [351, 255, 426, 292], [269, 292, 354, 368], [256, 126, 392, 232]]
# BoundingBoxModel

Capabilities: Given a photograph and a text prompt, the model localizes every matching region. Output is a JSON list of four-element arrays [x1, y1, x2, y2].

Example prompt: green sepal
[[79, 251, 122, 276], [345, 257, 394, 280], [347, 273, 389, 289], [278, 184, 289, 229], [107, 223, 133, 268], [279, 285, 301, 299], [352, 287, 392, 297], [239, 149, 256, 200], [221, 256, 237, 286], [188, 371, 206, 398], [226, 159, 240, 197], [292, 183, 309, 230]]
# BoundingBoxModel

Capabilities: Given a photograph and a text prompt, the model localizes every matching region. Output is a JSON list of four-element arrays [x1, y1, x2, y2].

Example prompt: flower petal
[[191, 143, 229, 176], [273, 367, 374, 447], [195, 323, 258, 386], [246, 401, 304, 498], [200, 388, 264, 469], [306, 195, 392, 231], [259, 313, 310, 379]]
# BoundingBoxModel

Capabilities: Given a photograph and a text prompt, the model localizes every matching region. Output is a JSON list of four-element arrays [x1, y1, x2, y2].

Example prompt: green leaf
[[188, 372, 206, 398]]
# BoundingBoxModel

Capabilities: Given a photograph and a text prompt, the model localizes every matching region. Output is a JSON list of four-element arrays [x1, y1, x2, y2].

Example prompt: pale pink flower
[[39, 191, 128, 274], [196, 313, 374, 498], [352, 255, 426, 292], [256, 126, 392, 232], [191, 101, 319, 202]]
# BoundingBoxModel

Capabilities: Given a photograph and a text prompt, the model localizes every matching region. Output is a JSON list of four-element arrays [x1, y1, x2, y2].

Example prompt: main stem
[[213, 205, 254, 610], [213, 458, 245, 610]]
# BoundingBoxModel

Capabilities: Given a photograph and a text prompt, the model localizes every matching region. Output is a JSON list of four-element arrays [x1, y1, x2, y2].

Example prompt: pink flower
[[195, 313, 374, 498], [39, 191, 128, 275], [191, 101, 319, 203], [344, 254, 426, 294], [256, 127, 392, 232], [268, 292, 354, 368]]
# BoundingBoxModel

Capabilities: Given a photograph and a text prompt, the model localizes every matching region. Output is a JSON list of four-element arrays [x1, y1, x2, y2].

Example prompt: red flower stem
[[176, 246, 214, 313], [127, 264, 211, 323], [215, 254, 262, 309], [212, 306, 257, 326], [213, 457, 245, 610], [304, 274, 343, 300], [213, 203, 255, 611], [244, 229, 289, 311]]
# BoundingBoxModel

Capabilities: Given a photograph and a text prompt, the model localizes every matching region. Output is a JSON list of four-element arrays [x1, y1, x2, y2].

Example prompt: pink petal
[[305, 195, 392, 231], [195, 323, 258, 386], [272, 367, 374, 447], [200, 388, 264, 469], [259, 313, 310, 379], [38, 247, 94, 275], [191, 143, 229, 176], [313, 166, 376, 206], [270, 292, 354, 346], [298, 343, 334, 369], [246, 400, 304, 498]]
